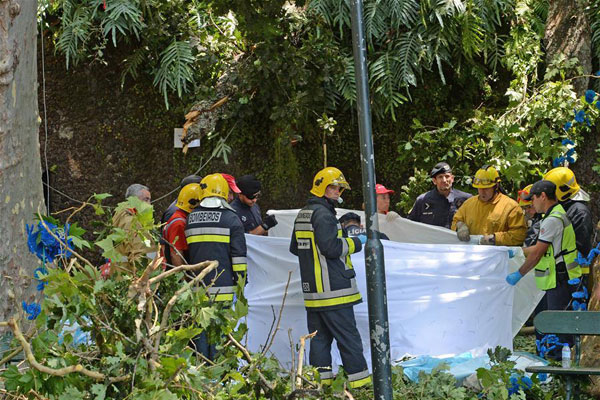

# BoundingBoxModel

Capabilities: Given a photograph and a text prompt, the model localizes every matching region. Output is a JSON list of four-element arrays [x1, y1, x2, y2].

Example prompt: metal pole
[[350, 0, 392, 398]]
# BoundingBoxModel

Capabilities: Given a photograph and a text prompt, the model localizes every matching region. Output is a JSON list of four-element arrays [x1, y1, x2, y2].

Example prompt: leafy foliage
[[308, 0, 515, 118]]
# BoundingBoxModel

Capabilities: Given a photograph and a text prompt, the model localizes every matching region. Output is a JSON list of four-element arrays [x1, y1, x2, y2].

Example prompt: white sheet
[[266, 209, 543, 336], [245, 236, 528, 371]]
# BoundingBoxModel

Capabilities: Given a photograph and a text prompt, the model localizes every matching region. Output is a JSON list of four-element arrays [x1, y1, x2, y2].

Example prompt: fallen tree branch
[[5, 318, 129, 382], [227, 333, 274, 392], [296, 331, 317, 388], [148, 260, 215, 285], [152, 261, 219, 359], [262, 270, 292, 356]]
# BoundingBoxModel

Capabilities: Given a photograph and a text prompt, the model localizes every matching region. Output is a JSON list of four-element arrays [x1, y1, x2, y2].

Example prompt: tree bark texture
[[544, 0, 592, 96], [0, 0, 44, 327]]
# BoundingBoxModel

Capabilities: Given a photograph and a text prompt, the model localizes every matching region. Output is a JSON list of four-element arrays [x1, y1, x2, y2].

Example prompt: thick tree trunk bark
[[544, 0, 592, 96], [0, 0, 44, 328]]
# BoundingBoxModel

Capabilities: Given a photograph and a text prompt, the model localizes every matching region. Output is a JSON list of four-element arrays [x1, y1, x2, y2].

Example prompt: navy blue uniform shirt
[[408, 188, 472, 229], [231, 198, 263, 233]]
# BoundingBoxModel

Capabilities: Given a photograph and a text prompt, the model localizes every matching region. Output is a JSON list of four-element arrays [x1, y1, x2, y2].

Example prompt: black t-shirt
[[231, 198, 263, 233]]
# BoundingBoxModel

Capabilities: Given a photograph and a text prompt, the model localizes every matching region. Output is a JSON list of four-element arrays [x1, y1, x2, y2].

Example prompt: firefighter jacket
[[535, 204, 581, 290], [289, 196, 363, 311], [563, 200, 594, 273], [451, 193, 527, 246], [185, 204, 247, 302]]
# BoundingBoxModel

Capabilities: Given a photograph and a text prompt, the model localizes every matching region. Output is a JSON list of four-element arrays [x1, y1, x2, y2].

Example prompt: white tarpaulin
[[246, 235, 516, 371], [266, 209, 543, 336]]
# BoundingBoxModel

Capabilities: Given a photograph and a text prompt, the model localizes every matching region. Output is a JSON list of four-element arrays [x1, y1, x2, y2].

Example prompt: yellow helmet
[[200, 173, 229, 200], [472, 165, 500, 189], [543, 167, 580, 202], [310, 167, 350, 197], [176, 183, 202, 213], [517, 184, 533, 207]]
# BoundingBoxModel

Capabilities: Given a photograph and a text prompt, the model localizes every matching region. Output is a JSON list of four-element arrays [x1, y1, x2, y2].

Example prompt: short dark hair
[[526, 180, 557, 201], [339, 212, 361, 225]]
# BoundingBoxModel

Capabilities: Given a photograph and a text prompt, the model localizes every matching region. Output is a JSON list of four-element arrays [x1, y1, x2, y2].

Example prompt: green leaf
[[93, 193, 113, 201], [91, 383, 107, 400], [1, 365, 22, 391], [166, 327, 203, 341], [159, 357, 187, 378], [59, 386, 86, 400]]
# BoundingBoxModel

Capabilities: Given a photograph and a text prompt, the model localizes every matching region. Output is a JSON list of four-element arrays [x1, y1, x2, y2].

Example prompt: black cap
[[430, 162, 452, 178], [180, 175, 201, 188], [237, 175, 261, 196], [339, 212, 361, 225], [523, 180, 556, 200]]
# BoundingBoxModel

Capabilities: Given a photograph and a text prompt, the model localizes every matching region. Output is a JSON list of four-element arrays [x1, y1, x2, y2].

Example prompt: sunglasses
[[245, 192, 260, 200]]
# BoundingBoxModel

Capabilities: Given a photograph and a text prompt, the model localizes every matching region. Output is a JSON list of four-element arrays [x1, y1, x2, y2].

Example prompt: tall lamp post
[[350, 0, 393, 399]]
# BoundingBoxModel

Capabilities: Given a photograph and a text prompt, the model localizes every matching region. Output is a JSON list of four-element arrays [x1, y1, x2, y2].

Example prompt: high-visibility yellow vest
[[534, 204, 581, 290]]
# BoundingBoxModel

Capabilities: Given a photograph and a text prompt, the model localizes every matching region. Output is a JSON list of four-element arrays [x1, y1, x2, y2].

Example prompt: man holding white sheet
[[289, 167, 371, 389], [506, 180, 582, 354]]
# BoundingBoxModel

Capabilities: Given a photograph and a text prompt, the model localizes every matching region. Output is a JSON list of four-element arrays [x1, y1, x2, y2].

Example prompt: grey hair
[[125, 184, 149, 198]]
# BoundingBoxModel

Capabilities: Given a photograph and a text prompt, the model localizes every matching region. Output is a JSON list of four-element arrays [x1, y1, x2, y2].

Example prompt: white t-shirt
[[537, 208, 566, 266]]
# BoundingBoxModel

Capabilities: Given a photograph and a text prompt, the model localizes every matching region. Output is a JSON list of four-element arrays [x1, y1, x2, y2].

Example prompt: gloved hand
[[506, 271, 523, 286], [385, 211, 400, 223], [456, 222, 470, 242], [508, 249, 516, 258], [358, 234, 367, 245], [479, 234, 496, 245], [261, 214, 278, 231]]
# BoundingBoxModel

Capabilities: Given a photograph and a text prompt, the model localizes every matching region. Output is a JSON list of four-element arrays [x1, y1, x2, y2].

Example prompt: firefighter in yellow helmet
[[160, 183, 202, 268], [543, 167, 593, 275], [451, 165, 526, 246], [518, 184, 542, 248], [185, 173, 247, 360], [289, 167, 371, 389]]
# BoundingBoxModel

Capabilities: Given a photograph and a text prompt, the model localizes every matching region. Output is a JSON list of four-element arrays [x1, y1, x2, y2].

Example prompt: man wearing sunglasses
[[231, 174, 278, 235]]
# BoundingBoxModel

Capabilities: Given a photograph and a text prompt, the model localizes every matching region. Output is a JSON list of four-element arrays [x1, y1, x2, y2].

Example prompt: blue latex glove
[[357, 234, 367, 245], [508, 249, 516, 258], [506, 271, 523, 286]]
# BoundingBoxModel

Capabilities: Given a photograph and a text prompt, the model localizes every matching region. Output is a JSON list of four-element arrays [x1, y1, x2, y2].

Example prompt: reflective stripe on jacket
[[534, 204, 581, 290], [186, 206, 247, 302], [289, 196, 363, 311]]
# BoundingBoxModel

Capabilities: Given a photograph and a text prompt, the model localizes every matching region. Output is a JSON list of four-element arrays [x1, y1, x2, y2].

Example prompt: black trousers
[[536, 271, 581, 358], [306, 307, 370, 386]]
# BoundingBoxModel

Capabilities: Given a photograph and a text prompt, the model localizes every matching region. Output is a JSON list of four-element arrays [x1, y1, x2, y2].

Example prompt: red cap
[[221, 173, 241, 194], [375, 184, 394, 195]]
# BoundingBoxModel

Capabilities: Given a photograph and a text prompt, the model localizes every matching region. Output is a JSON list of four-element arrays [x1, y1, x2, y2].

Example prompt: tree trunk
[[0, 0, 44, 328], [544, 0, 592, 96]]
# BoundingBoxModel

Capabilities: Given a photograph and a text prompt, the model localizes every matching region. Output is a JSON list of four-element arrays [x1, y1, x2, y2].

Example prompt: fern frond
[[153, 40, 196, 108]]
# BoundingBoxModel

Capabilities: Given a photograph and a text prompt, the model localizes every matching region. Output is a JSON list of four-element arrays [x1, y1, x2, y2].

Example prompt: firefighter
[[185, 174, 247, 360], [451, 165, 526, 246], [506, 180, 582, 355], [160, 183, 202, 268], [517, 184, 542, 248], [289, 167, 371, 389], [543, 167, 594, 277]]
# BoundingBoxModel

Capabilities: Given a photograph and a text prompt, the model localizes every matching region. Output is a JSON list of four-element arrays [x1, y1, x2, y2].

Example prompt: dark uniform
[[524, 215, 542, 248], [231, 198, 263, 233], [408, 188, 471, 229], [562, 200, 593, 264], [289, 196, 370, 389], [185, 204, 247, 359]]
